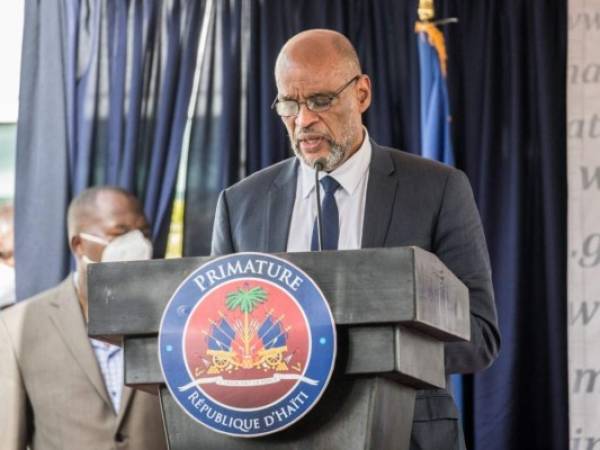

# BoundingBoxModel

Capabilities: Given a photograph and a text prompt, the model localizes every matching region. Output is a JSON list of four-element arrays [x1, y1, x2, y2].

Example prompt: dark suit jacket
[[0, 276, 167, 450], [211, 141, 500, 450]]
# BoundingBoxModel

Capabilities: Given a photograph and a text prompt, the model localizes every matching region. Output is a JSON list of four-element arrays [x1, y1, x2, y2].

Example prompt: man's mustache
[[294, 130, 333, 144]]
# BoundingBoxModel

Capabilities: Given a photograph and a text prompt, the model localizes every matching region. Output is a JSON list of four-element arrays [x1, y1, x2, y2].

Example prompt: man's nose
[[294, 103, 319, 129]]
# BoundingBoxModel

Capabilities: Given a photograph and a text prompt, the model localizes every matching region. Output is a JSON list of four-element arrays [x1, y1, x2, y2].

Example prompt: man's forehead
[[276, 64, 348, 96], [96, 191, 136, 211], [277, 77, 340, 97], [90, 192, 142, 222], [278, 29, 351, 65]]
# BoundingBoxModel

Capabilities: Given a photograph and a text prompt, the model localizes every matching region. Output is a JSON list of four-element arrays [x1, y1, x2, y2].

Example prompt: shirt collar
[[90, 337, 120, 353], [299, 128, 372, 199]]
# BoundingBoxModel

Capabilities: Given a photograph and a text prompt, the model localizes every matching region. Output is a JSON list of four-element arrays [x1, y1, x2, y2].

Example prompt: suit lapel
[[115, 385, 133, 430], [362, 142, 398, 248], [265, 159, 298, 252], [48, 277, 112, 409]]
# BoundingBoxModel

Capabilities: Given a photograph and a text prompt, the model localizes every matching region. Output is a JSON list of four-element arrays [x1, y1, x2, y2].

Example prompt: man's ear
[[71, 234, 83, 257], [356, 75, 372, 113]]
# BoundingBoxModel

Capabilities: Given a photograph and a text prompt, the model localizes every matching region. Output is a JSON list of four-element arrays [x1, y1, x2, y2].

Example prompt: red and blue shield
[[158, 253, 337, 437]]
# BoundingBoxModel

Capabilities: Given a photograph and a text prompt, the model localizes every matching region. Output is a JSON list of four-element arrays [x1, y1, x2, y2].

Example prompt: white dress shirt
[[286, 129, 372, 252], [89, 338, 123, 413]]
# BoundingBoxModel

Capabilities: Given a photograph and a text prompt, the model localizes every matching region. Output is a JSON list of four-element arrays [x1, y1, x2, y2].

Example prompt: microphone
[[313, 159, 326, 251]]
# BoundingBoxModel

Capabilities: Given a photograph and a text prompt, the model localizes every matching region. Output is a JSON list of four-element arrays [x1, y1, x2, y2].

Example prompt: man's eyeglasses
[[271, 75, 361, 117]]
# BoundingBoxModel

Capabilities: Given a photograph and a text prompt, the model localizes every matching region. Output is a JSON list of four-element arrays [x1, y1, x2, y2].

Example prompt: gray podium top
[[88, 246, 469, 342]]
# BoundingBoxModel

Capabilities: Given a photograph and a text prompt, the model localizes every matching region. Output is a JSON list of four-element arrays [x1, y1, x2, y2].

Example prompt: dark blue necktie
[[311, 176, 340, 251]]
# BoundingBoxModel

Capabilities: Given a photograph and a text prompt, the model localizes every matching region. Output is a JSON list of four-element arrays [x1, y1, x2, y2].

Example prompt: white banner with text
[[568, 1, 600, 448]]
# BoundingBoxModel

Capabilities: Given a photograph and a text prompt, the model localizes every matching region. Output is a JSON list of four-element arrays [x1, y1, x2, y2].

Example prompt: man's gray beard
[[291, 139, 347, 172]]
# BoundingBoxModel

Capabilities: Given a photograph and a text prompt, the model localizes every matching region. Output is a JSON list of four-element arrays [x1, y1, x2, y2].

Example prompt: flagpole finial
[[418, 0, 435, 22]]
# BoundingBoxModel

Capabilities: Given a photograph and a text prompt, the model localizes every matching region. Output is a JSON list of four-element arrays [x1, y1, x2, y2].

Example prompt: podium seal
[[158, 253, 337, 437]]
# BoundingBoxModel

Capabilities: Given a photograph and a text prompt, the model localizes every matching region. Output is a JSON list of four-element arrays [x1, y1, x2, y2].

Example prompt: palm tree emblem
[[226, 285, 267, 367]]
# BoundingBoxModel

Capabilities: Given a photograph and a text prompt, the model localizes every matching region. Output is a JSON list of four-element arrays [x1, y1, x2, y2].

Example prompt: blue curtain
[[440, 1, 568, 448], [14, 0, 72, 301], [183, 0, 246, 256], [15, 0, 204, 299], [182, 0, 568, 449]]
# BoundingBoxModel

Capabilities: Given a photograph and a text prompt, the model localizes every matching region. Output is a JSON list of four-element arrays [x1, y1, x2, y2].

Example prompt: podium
[[87, 247, 469, 450]]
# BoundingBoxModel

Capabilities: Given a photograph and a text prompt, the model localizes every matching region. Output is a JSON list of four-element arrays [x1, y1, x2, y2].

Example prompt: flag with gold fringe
[[415, 0, 455, 165], [416, 0, 463, 417]]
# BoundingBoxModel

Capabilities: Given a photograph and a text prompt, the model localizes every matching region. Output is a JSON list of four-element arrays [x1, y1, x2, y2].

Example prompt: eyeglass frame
[[271, 75, 362, 117]]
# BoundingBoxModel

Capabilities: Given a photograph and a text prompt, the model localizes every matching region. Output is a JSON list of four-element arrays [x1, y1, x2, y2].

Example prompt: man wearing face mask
[[0, 186, 167, 450], [0, 203, 15, 309]]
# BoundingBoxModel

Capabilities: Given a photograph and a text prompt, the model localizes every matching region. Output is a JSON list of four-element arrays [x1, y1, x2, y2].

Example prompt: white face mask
[[0, 263, 16, 308], [80, 229, 153, 263]]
